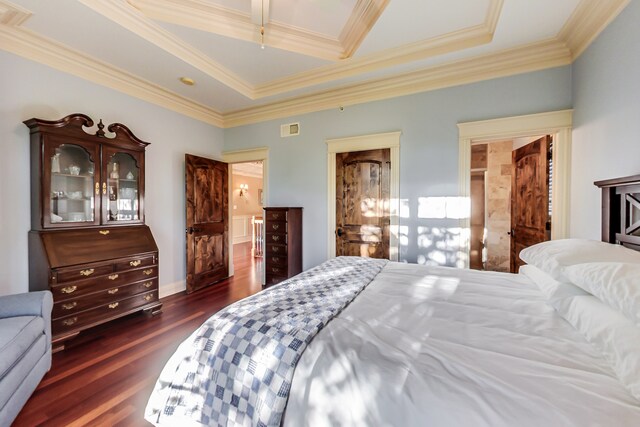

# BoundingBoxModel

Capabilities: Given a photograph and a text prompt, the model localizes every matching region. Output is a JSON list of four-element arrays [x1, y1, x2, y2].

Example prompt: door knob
[[336, 227, 344, 237]]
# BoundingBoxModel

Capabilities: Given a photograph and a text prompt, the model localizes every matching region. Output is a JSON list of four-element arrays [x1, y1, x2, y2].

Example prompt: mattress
[[283, 262, 640, 426]]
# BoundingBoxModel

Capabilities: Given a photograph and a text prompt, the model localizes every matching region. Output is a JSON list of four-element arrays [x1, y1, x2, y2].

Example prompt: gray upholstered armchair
[[0, 291, 53, 425]]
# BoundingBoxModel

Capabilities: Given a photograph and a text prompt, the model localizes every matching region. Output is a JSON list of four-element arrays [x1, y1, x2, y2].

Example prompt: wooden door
[[510, 136, 551, 273], [185, 154, 229, 293], [336, 148, 390, 259]]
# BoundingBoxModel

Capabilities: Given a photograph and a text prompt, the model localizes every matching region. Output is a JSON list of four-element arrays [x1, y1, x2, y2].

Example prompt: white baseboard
[[159, 279, 186, 298]]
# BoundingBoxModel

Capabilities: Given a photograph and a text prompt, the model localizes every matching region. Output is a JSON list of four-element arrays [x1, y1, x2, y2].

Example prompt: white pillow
[[550, 287, 640, 401], [519, 264, 564, 299], [564, 262, 640, 326], [519, 239, 640, 281]]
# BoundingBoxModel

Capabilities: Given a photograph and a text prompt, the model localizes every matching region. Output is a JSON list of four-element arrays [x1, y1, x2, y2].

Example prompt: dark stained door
[[336, 148, 390, 259], [185, 154, 229, 293], [510, 136, 551, 273]]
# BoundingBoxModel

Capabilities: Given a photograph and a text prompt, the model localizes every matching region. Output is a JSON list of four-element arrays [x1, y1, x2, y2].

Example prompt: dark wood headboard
[[595, 174, 640, 250]]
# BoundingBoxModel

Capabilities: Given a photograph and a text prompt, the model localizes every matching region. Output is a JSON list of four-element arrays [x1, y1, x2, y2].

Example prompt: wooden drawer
[[55, 263, 114, 284], [52, 278, 158, 318], [53, 291, 158, 336], [265, 274, 287, 286], [265, 221, 286, 233], [265, 243, 287, 255], [265, 210, 287, 222], [267, 255, 288, 267], [51, 266, 158, 301], [115, 255, 155, 271], [266, 265, 288, 277], [265, 233, 286, 244]]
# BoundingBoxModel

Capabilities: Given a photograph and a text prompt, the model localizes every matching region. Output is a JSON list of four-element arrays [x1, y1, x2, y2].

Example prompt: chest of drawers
[[263, 207, 302, 286], [29, 225, 162, 350]]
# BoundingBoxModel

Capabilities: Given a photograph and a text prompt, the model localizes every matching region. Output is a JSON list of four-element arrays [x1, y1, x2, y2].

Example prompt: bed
[[145, 175, 640, 426]]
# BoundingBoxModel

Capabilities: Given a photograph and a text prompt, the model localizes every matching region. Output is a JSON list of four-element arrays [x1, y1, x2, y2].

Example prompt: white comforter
[[284, 263, 640, 426]]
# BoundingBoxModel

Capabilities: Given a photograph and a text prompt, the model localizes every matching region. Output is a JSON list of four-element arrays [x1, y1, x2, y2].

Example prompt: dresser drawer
[[265, 221, 286, 233], [53, 290, 158, 335], [51, 278, 158, 318], [267, 255, 288, 267], [265, 210, 287, 222], [51, 266, 158, 301], [265, 274, 287, 286], [265, 243, 287, 255], [55, 263, 114, 284], [266, 265, 288, 277], [265, 233, 286, 244], [115, 255, 156, 271]]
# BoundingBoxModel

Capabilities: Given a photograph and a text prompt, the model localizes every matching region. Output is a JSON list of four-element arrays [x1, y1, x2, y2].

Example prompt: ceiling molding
[[0, 24, 223, 127], [224, 39, 572, 128], [128, 0, 345, 61], [339, 0, 389, 59], [558, 0, 630, 59], [0, 0, 30, 25], [78, 0, 254, 99]]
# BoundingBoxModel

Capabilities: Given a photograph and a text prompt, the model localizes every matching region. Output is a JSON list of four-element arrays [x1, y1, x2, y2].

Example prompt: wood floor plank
[[13, 243, 263, 427]]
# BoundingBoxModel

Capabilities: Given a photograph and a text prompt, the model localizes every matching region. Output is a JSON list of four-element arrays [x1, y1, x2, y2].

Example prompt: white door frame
[[222, 147, 269, 277], [326, 131, 401, 261], [457, 109, 573, 268]]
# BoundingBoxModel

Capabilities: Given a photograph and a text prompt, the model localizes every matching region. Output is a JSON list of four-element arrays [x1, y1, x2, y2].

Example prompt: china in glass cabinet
[[25, 114, 161, 351]]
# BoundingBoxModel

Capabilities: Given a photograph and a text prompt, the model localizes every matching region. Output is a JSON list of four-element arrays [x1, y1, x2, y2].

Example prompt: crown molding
[[558, 0, 630, 59], [0, 24, 223, 127], [254, 0, 503, 98], [127, 0, 345, 62], [78, 0, 254, 99], [0, 0, 31, 25], [224, 39, 572, 128], [339, 0, 389, 59]]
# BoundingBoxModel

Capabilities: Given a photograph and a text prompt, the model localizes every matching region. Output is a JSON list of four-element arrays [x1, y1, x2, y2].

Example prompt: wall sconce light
[[239, 183, 249, 197]]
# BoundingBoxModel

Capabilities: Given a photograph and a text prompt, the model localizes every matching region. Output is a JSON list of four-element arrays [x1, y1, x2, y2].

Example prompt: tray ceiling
[[0, 0, 630, 127]]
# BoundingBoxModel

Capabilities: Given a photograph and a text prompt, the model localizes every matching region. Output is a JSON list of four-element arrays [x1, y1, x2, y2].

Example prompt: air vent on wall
[[280, 122, 300, 138]]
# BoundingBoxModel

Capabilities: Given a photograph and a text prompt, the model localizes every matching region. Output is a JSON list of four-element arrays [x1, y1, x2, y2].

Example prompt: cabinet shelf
[[52, 172, 93, 179]]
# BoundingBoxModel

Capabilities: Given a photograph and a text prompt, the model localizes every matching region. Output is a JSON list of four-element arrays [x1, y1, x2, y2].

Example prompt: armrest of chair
[[0, 291, 53, 345]]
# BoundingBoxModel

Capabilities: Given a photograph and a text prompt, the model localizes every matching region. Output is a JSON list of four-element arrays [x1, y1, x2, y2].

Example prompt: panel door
[[510, 136, 551, 272], [185, 154, 229, 293], [336, 148, 390, 259]]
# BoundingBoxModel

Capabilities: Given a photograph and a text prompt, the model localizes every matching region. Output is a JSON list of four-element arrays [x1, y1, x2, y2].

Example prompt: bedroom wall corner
[[571, 0, 640, 239], [0, 50, 224, 297]]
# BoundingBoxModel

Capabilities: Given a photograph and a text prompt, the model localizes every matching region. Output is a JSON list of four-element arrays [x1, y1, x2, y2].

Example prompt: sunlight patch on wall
[[418, 197, 469, 220]]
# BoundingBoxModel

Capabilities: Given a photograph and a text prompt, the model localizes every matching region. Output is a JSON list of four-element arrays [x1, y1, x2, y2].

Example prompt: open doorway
[[469, 135, 552, 272], [230, 161, 264, 283]]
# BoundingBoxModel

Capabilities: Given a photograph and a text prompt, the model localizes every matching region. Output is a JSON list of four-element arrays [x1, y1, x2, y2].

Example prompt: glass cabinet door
[[103, 149, 143, 224], [45, 139, 100, 227]]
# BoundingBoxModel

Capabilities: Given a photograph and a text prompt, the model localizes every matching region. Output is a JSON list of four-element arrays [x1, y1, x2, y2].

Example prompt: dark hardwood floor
[[13, 242, 263, 427]]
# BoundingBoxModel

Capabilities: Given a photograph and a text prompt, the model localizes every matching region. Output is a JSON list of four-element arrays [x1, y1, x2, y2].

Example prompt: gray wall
[[571, 0, 640, 238], [0, 51, 224, 296], [224, 67, 573, 270]]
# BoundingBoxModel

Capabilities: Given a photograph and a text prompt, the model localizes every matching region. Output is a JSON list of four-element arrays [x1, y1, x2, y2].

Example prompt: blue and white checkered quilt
[[145, 256, 388, 426]]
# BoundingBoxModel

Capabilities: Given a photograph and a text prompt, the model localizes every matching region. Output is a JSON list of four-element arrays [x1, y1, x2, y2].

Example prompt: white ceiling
[[0, 0, 628, 126]]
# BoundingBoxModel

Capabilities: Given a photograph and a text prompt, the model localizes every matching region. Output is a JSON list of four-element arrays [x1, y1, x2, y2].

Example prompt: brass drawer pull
[[62, 302, 77, 310], [273, 213, 280, 219], [102, 182, 107, 195], [272, 246, 279, 252], [108, 274, 119, 280], [62, 317, 78, 326], [272, 257, 279, 263], [61, 286, 77, 294], [130, 260, 142, 267], [273, 267, 280, 273], [272, 223, 279, 230], [108, 302, 119, 309], [272, 235, 280, 242], [143, 281, 153, 288], [108, 288, 119, 294], [144, 294, 153, 302], [99, 230, 109, 235], [143, 269, 153, 276], [95, 182, 100, 195], [80, 268, 95, 276]]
